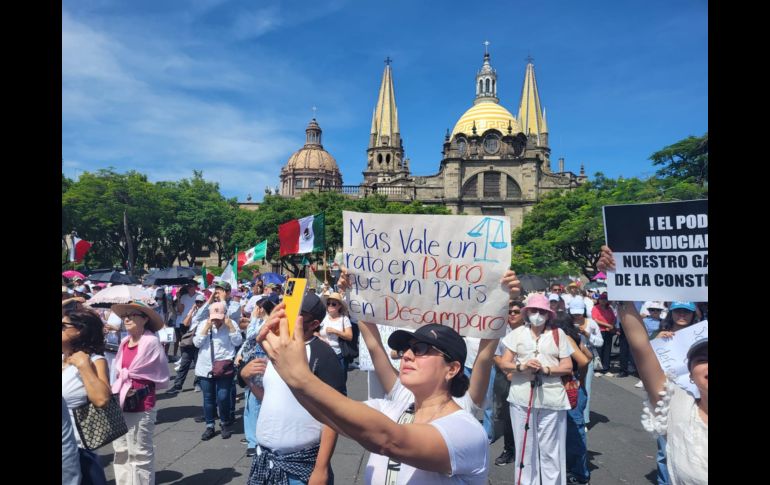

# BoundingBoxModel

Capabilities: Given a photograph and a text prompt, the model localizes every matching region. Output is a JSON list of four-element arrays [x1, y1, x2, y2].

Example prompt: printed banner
[[650, 320, 708, 398], [342, 211, 512, 338], [603, 200, 708, 302]]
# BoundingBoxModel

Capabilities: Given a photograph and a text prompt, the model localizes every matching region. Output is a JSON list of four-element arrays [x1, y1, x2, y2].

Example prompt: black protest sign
[[602, 199, 708, 302]]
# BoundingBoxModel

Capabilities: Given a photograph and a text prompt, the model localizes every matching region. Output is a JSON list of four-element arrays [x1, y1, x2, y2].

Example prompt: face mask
[[528, 313, 546, 327]]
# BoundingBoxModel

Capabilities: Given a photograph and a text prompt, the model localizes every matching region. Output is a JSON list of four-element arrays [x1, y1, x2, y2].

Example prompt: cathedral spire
[[370, 58, 400, 146], [517, 56, 548, 146], [474, 42, 498, 105], [364, 58, 407, 184]]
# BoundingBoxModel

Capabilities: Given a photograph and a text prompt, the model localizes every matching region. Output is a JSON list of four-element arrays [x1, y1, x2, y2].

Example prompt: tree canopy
[[511, 133, 708, 279]]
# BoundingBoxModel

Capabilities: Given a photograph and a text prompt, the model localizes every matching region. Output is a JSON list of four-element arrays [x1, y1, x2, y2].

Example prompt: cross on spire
[[384, 56, 392, 66], [483, 40, 490, 55], [311, 106, 317, 119], [525, 54, 535, 64]]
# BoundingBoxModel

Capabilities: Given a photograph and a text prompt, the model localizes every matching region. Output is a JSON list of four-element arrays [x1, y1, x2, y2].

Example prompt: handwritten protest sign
[[342, 211, 511, 338], [650, 320, 708, 398], [357, 324, 402, 372], [603, 200, 708, 302]]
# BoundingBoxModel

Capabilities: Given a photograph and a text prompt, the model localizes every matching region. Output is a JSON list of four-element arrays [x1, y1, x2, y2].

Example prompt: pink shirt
[[122, 342, 156, 411]]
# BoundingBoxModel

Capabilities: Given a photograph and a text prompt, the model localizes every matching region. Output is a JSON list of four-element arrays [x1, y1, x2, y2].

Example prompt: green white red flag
[[279, 214, 324, 257], [237, 241, 267, 271]]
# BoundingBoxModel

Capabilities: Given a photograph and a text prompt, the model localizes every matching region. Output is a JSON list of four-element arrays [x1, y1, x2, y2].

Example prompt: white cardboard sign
[[342, 211, 511, 338], [650, 320, 708, 398]]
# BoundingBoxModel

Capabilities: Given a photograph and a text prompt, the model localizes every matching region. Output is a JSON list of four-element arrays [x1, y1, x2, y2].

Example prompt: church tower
[[516, 57, 551, 170], [363, 58, 408, 184]]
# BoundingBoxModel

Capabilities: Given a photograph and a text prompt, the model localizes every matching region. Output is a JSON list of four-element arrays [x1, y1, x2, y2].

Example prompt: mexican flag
[[219, 256, 238, 288], [237, 241, 267, 271], [201, 265, 215, 289], [69, 236, 92, 262], [279, 213, 325, 257]]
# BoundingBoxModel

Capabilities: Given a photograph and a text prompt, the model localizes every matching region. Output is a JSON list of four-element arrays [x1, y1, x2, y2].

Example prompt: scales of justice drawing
[[467, 217, 508, 262]]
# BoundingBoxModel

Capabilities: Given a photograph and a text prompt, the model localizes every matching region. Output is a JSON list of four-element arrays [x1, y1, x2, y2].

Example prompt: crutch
[[517, 372, 541, 485]]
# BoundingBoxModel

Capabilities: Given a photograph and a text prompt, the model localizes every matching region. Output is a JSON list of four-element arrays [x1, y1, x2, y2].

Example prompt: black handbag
[[72, 395, 129, 450], [122, 385, 151, 413], [339, 336, 359, 363]]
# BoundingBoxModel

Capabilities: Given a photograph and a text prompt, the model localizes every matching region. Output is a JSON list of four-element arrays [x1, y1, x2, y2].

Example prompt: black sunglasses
[[397, 341, 451, 360], [327, 300, 340, 307]]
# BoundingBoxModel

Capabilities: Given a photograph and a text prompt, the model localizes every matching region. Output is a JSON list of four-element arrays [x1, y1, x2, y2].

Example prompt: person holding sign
[[598, 246, 708, 485], [258, 306, 489, 484], [496, 294, 575, 485]]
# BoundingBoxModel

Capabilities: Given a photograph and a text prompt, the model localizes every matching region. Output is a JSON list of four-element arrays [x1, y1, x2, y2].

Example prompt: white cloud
[[61, 7, 308, 199]]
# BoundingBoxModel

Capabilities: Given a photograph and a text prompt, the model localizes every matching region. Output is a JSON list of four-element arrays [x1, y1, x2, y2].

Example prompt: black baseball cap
[[388, 324, 467, 367], [301, 292, 327, 323]]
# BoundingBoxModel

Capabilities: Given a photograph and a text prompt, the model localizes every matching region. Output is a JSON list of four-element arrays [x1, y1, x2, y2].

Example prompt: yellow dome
[[451, 101, 520, 138], [285, 146, 340, 172]]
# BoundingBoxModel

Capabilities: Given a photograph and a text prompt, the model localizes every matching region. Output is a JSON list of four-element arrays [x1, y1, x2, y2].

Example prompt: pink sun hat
[[522, 293, 556, 319]]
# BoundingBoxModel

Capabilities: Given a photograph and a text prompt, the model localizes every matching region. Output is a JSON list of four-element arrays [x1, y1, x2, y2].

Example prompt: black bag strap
[[384, 403, 416, 485]]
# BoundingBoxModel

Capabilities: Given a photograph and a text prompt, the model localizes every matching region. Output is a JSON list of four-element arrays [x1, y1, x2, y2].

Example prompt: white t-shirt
[[463, 337, 481, 370], [62, 354, 107, 446], [256, 345, 321, 453], [502, 325, 574, 411], [364, 381, 489, 484], [665, 385, 708, 485], [318, 315, 351, 355], [176, 293, 197, 326]]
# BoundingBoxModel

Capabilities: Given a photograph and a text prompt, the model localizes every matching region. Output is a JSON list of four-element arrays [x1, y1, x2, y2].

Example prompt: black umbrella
[[145, 266, 198, 286], [87, 271, 136, 285], [550, 277, 574, 287], [517, 274, 550, 292]]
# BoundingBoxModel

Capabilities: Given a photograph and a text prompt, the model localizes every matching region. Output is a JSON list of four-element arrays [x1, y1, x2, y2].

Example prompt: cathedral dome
[[285, 146, 339, 171], [451, 101, 520, 138]]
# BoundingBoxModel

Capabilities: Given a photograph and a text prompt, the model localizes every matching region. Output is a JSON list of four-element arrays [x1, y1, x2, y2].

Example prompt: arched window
[[483, 172, 500, 198], [492, 79, 496, 94], [294, 179, 303, 189], [377, 154, 383, 164], [479, 80, 483, 94], [506, 176, 522, 199], [386, 154, 391, 164], [485, 78, 490, 92], [462, 175, 478, 198]]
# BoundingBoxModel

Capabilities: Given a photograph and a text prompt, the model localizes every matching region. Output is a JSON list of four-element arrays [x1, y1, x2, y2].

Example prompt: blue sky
[[62, 0, 708, 200]]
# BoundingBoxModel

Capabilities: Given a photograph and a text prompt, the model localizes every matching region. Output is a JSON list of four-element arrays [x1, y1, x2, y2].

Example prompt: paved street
[[96, 362, 657, 484]]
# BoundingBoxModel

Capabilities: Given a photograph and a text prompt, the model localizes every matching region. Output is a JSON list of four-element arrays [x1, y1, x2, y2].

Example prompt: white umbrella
[[85, 284, 156, 308]]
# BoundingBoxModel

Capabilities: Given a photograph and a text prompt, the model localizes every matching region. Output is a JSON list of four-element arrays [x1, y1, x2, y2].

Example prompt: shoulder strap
[[209, 325, 215, 364], [384, 403, 416, 485]]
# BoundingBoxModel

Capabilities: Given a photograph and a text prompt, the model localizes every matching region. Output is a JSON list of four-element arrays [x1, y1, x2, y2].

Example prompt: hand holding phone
[[282, 278, 307, 338]]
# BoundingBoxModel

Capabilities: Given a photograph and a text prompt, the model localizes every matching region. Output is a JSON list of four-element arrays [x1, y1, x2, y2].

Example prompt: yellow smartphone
[[283, 278, 307, 337]]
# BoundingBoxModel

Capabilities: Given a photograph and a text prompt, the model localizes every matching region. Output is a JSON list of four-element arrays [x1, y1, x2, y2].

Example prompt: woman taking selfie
[[257, 270, 521, 484], [110, 301, 170, 485]]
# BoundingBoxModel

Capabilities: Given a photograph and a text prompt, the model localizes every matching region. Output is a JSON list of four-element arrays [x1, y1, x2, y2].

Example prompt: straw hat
[[324, 292, 347, 313], [110, 300, 165, 332]]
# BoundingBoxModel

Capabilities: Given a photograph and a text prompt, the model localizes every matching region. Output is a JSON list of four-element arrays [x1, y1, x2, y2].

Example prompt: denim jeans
[[173, 346, 199, 390], [199, 375, 234, 427], [656, 435, 670, 485], [243, 388, 262, 448], [565, 386, 590, 482], [584, 360, 594, 424], [619, 333, 636, 373], [481, 366, 496, 441], [335, 353, 349, 395], [599, 332, 614, 371], [285, 467, 334, 485]]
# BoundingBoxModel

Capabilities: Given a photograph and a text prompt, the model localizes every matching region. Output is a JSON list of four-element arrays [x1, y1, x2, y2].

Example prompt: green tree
[[512, 173, 707, 279], [62, 169, 165, 271], [650, 133, 708, 188]]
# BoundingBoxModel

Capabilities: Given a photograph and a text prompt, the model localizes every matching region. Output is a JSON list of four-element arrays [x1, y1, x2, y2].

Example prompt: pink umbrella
[[592, 272, 607, 281], [62, 270, 86, 280]]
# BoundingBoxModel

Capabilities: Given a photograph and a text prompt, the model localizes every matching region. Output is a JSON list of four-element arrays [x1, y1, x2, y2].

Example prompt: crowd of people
[[61, 255, 707, 485]]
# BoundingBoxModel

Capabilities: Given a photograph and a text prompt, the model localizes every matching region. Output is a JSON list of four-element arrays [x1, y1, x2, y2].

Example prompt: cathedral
[[277, 47, 586, 227]]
